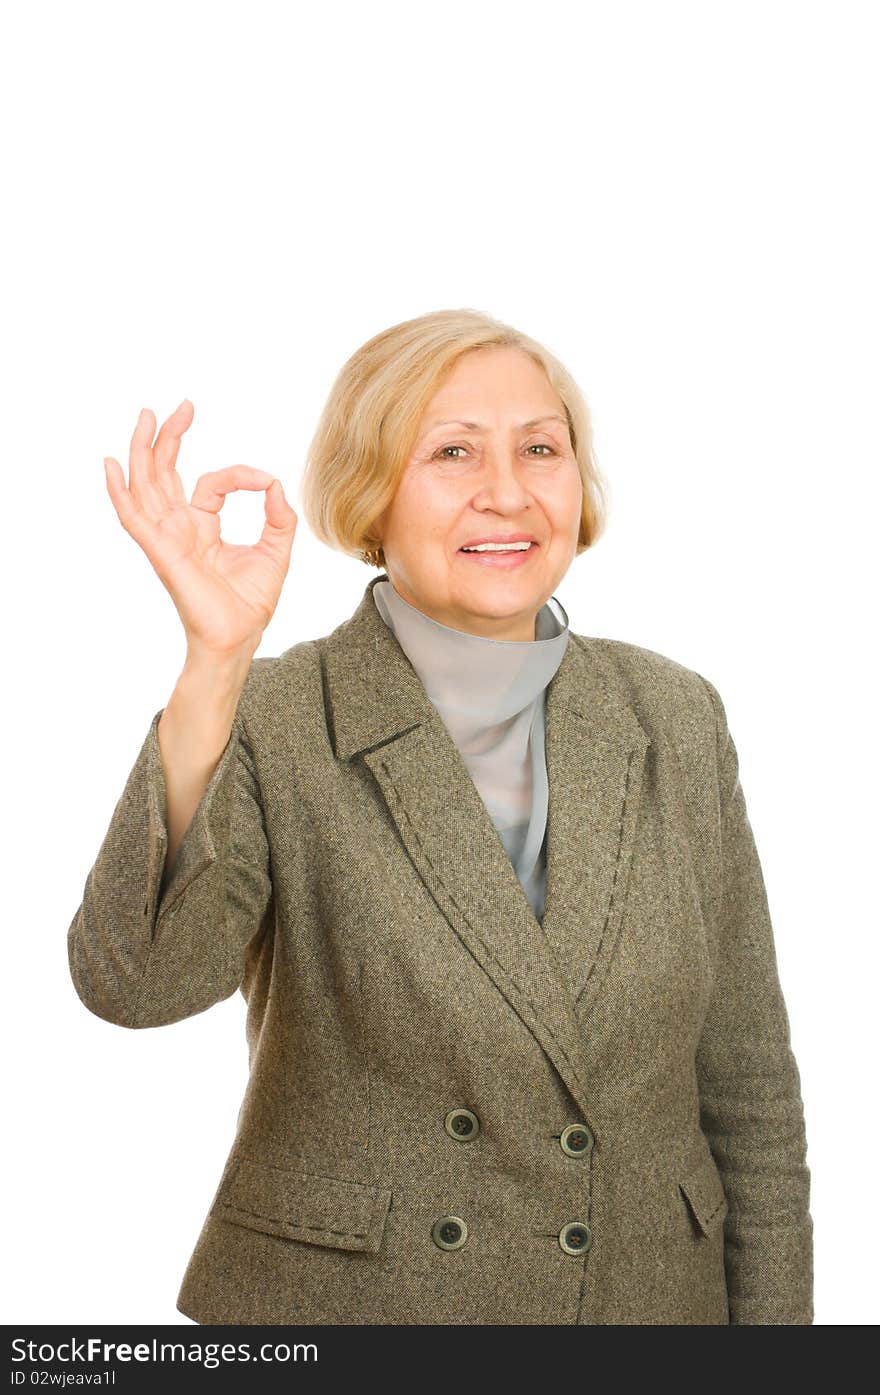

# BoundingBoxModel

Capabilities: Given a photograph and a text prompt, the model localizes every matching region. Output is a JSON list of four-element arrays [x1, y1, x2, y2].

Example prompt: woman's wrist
[[181, 641, 258, 693]]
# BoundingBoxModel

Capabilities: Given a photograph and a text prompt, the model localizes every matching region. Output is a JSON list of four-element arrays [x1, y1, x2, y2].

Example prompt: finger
[[104, 454, 156, 551], [190, 465, 278, 515], [153, 398, 194, 504], [127, 406, 166, 516]]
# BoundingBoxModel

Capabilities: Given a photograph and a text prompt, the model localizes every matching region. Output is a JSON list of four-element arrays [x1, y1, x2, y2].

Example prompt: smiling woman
[[300, 309, 608, 641], [369, 346, 586, 641], [70, 306, 813, 1326]]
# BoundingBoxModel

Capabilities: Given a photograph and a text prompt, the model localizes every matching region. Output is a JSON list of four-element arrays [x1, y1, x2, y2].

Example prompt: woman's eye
[[434, 443, 556, 459]]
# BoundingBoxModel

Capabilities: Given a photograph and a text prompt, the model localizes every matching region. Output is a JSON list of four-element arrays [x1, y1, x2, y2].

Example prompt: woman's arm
[[72, 398, 297, 1029], [695, 676, 814, 1325], [158, 648, 254, 894], [67, 660, 273, 1030]]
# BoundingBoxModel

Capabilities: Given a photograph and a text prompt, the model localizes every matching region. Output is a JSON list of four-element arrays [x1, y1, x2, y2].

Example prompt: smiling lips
[[457, 540, 539, 568]]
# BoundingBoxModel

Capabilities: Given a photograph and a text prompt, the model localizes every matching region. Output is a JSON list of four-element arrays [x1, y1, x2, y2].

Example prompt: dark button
[[432, 1215, 468, 1250], [559, 1221, 593, 1255], [560, 1123, 594, 1157], [445, 1107, 480, 1140]]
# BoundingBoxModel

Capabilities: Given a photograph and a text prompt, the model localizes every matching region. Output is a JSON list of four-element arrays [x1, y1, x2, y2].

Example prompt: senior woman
[[69, 308, 813, 1326]]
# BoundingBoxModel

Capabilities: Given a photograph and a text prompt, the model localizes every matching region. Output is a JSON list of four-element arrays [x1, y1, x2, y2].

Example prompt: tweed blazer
[[67, 573, 814, 1325]]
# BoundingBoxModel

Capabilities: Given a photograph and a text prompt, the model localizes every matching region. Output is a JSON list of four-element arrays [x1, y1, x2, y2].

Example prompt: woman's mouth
[[456, 541, 539, 568]]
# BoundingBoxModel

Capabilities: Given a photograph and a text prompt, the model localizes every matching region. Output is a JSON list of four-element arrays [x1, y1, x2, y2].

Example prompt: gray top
[[372, 576, 570, 922]]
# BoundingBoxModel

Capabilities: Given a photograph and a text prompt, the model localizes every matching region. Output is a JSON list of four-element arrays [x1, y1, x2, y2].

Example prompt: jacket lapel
[[321, 576, 650, 1119], [541, 639, 650, 1014]]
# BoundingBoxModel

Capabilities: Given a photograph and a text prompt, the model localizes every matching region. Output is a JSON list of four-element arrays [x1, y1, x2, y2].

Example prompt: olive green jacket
[[67, 574, 814, 1325]]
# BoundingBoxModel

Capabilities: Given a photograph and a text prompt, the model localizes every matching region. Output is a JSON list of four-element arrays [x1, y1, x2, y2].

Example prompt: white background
[[2, 0, 876, 1326]]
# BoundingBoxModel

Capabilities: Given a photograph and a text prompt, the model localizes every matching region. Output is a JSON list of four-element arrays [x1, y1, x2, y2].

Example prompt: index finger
[[190, 465, 278, 515]]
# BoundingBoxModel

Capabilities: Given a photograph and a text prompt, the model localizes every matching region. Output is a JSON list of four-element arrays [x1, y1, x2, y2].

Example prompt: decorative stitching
[[700, 1194, 727, 1227], [379, 760, 586, 1093], [681, 1167, 728, 1234], [220, 1202, 367, 1240], [575, 746, 637, 1005]]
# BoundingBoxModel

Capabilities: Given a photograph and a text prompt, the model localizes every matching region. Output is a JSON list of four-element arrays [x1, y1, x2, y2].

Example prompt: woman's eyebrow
[[425, 414, 568, 431]]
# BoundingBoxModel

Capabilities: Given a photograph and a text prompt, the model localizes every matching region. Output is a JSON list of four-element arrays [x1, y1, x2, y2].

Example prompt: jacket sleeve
[[695, 676, 814, 1325], [67, 690, 273, 1030]]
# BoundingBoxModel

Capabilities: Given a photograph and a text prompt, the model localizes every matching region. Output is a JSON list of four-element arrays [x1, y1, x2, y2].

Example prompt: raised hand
[[103, 400, 298, 659]]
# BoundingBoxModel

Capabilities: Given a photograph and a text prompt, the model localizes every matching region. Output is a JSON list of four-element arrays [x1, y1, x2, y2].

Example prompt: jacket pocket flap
[[212, 1155, 393, 1253], [679, 1153, 729, 1238]]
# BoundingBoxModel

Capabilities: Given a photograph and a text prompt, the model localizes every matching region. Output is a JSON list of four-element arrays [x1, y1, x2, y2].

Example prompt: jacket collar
[[319, 574, 651, 1124]]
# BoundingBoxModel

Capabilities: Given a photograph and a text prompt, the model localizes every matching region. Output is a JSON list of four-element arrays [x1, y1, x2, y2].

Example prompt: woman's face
[[375, 347, 584, 641]]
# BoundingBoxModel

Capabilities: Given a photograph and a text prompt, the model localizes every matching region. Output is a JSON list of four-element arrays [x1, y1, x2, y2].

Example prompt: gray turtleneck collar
[[371, 576, 570, 922]]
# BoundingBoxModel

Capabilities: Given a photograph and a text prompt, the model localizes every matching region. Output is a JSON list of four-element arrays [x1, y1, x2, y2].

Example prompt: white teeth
[[461, 541, 532, 552]]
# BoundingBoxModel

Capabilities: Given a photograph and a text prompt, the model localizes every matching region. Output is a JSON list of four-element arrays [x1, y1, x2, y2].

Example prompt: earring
[[361, 545, 382, 567]]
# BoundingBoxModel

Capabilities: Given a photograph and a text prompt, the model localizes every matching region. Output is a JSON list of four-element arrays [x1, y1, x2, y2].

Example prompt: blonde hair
[[300, 307, 609, 569]]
